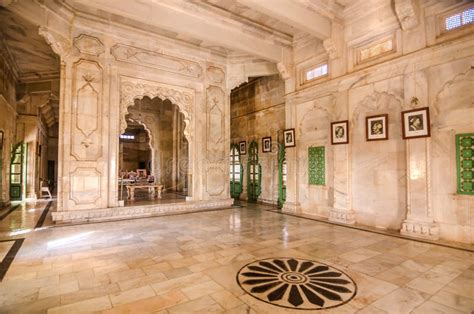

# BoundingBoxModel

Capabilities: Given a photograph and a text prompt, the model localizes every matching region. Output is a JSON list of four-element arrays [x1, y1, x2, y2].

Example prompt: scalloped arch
[[120, 79, 194, 142]]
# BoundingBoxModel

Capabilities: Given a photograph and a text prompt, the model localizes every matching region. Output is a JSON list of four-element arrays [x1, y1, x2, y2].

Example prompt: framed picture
[[401, 107, 431, 139], [262, 137, 271, 153], [239, 141, 246, 155], [331, 120, 349, 144], [366, 114, 388, 141], [283, 128, 295, 147]]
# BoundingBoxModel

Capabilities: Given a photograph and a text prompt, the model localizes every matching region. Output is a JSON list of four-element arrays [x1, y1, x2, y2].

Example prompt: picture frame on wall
[[239, 141, 246, 155], [283, 128, 295, 147], [331, 120, 349, 144], [262, 137, 271, 153], [401, 107, 431, 139], [366, 114, 388, 141]]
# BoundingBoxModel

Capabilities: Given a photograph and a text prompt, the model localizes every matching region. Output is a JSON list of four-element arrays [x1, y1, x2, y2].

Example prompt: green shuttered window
[[308, 146, 325, 186], [456, 133, 474, 195]]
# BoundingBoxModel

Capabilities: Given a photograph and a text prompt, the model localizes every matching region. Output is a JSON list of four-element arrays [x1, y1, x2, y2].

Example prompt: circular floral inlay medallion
[[236, 258, 357, 310]]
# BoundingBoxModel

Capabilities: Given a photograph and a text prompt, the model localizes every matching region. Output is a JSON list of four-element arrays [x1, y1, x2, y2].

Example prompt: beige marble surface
[[0, 202, 472, 313]]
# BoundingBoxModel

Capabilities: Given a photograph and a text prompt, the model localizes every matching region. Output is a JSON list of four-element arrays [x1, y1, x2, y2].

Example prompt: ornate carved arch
[[120, 78, 194, 141]]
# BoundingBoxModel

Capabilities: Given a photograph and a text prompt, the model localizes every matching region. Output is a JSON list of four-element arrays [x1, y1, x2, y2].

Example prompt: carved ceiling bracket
[[277, 62, 293, 80], [226, 64, 248, 90], [394, 0, 419, 30], [323, 22, 344, 59], [120, 79, 194, 141], [38, 27, 72, 59]]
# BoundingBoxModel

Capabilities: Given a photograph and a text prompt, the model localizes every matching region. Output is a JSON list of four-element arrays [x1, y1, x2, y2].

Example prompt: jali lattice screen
[[456, 133, 474, 195], [308, 146, 325, 185]]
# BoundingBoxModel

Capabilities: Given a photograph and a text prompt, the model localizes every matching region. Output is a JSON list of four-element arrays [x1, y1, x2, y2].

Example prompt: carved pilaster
[[401, 138, 439, 240], [329, 145, 355, 225]]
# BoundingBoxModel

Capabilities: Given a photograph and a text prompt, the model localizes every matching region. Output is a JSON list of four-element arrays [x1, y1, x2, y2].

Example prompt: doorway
[[10, 143, 26, 200], [278, 143, 286, 208], [247, 140, 261, 202], [230, 144, 243, 199], [119, 96, 190, 205]]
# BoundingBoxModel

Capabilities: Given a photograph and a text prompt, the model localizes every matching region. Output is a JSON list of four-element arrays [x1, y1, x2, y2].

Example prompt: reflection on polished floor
[[122, 190, 187, 207], [0, 202, 472, 313]]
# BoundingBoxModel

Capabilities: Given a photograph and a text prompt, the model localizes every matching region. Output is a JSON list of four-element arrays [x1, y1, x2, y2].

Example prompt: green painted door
[[230, 144, 243, 199], [10, 143, 26, 200], [278, 144, 286, 208], [247, 141, 261, 202]]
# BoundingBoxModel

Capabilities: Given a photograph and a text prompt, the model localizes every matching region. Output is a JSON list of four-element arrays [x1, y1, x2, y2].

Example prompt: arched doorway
[[278, 143, 286, 208], [230, 144, 242, 199], [247, 140, 261, 202], [119, 94, 190, 204]]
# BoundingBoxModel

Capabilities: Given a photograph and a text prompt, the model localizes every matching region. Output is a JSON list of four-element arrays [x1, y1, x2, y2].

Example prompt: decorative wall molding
[[71, 59, 103, 160], [206, 86, 225, 155], [52, 198, 234, 224], [69, 167, 102, 205], [329, 208, 356, 225], [207, 66, 225, 84], [73, 34, 105, 56], [111, 44, 202, 78], [401, 220, 439, 240], [120, 78, 194, 141]]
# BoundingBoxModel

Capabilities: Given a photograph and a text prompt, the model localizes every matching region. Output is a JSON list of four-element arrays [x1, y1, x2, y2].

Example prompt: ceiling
[[0, 0, 349, 81], [0, 7, 59, 81]]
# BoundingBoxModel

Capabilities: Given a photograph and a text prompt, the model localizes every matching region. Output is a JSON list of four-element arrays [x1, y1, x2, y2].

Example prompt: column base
[[400, 220, 439, 240], [329, 208, 355, 224], [282, 202, 301, 213]]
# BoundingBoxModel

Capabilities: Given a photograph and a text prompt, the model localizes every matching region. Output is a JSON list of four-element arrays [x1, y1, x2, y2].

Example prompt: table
[[126, 184, 164, 200]]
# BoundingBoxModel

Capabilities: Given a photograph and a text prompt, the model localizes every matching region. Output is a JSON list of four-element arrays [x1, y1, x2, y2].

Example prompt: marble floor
[[0, 202, 472, 313]]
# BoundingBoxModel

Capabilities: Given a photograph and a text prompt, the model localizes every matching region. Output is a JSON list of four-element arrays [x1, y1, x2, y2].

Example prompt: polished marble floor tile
[[0, 201, 472, 313]]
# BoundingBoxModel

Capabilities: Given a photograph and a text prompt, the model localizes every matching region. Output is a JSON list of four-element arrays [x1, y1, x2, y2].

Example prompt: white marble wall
[[284, 0, 474, 243]]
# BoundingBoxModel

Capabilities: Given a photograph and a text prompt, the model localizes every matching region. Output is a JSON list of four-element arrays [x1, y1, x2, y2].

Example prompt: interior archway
[[119, 96, 189, 205]]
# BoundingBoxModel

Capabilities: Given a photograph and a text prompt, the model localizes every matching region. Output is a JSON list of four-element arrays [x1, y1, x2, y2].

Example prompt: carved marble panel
[[69, 167, 102, 204], [207, 66, 225, 84], [206, 86, 225, 155], [73, 34, 105, 56], [71, 59, 103, 160], [206, 164, 225, 196], [349, 30, 401, 71], [111, 44, 202, 78]]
